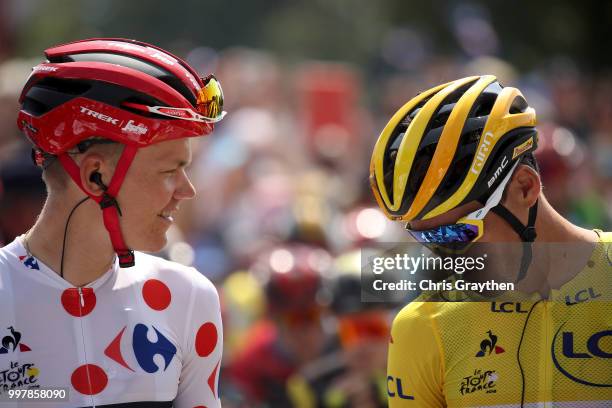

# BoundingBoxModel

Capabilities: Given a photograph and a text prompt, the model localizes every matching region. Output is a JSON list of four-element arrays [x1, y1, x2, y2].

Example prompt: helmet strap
[[57, 144, 138, 268], [490, 200, 538, 283]]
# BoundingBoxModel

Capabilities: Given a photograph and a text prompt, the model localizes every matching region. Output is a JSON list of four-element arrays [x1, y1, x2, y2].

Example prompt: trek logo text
[[80, 106, 119, 125]]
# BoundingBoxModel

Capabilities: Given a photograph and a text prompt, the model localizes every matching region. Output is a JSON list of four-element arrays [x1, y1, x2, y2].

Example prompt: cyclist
[[288, 249, 390, 408], [0, 38, 225, 407], [228, 244, 331, 407], [369, 75, 611, 407]]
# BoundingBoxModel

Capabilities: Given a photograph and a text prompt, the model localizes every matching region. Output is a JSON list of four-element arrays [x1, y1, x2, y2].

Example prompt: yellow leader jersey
[[387, 231, 612, 407]]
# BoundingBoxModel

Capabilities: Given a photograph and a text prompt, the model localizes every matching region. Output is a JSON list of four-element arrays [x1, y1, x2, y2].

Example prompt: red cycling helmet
[[17, 38, 226, 267], [251, 245, 331, 316]]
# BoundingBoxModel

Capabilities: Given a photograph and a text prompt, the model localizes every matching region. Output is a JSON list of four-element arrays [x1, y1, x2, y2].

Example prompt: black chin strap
[[490, 200, 538, 283]]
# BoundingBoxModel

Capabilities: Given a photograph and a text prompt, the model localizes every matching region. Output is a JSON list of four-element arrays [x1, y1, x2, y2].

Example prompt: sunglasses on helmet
[[123, 74, 226, 123], [338, 311, 390, 348], [406, 161, 519, 253]]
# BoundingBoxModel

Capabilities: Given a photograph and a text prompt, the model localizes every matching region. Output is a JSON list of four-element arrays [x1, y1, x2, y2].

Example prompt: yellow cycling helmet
[[370, 75, 538, 222]]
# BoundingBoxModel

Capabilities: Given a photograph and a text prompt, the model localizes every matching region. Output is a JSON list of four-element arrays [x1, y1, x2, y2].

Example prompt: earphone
[[90, 171, 108, 191]]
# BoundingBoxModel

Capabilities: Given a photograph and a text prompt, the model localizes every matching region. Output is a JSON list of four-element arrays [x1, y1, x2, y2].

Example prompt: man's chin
[[129, 235, 168, 254]]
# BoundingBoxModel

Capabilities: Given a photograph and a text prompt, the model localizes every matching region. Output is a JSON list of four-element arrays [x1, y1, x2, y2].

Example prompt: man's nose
[[175, 170, 196, 200]]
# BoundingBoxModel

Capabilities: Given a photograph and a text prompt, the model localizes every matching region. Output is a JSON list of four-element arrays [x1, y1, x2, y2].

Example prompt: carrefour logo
[[551, 323, 612, 387], [104, 324, 177, 374]]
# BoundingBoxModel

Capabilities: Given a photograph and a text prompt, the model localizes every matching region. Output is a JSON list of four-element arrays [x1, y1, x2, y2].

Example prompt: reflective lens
[[409, 223, 479, 244], [197, 74, 224, 120], [407, 223, 480, 253]]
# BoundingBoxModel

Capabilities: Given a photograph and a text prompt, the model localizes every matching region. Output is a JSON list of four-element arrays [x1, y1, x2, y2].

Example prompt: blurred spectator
[[287, 250, 390, 408], [535, 123, 612, 229], [226, 245, 333, 407], [0, 147, 46, 245]]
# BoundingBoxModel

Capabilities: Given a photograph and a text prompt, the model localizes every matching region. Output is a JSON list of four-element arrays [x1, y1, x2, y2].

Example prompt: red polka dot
[[61, 288, 96, 317], [195, 322, 218, 357], [142, 279, 172, 311], [207, 360, 220, 397], [71, 364, 108, 395]]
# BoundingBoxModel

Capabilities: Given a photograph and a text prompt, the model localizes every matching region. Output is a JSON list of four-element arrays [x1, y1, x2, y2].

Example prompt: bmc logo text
[[387, 376, 414, 400], [470, 131, 495, 175], [487, 156, 508, 188], [80, 107, 118, 125]]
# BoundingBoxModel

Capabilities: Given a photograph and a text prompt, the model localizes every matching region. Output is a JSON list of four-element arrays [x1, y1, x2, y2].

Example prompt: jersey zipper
[[541, 301, 553, 405], [78, 287, 85, 308], [78, 286, 96, 407]]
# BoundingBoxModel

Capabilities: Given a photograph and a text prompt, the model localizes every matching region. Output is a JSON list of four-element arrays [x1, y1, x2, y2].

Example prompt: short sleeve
[[173, 269, 223, 408], [387, 301, 445, 408]]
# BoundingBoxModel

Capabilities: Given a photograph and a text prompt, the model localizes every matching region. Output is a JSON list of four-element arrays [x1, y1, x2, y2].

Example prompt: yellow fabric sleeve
[[387, 301, 446, 408]]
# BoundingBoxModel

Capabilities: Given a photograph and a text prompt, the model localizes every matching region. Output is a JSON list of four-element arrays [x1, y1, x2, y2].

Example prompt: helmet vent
[[36, 77, 91, 95], [65, 52, 197, 107], [22, 78, 91, 116], [509, 95, 528, 114]]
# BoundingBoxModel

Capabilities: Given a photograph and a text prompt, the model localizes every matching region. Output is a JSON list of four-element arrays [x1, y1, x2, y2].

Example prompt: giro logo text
[[471, 131, 495, 175]]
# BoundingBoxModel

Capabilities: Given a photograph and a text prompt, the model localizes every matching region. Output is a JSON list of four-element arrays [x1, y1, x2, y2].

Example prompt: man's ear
[[503, 164, 541, 210], [80, 154, 109, 196]]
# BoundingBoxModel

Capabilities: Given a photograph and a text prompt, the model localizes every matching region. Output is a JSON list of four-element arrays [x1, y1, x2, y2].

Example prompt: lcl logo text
[[565, 287, 601, 306], [491, 302, 527, 313], [562, 330, 612, 359], [387, 376, 415, 400]]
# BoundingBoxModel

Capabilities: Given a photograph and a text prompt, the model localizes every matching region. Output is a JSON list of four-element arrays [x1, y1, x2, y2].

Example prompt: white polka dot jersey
[[0, 236, 223, 408]]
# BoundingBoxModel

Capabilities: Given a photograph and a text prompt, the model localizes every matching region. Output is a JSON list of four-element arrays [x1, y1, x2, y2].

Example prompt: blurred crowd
[[1, 45, 611, 407]]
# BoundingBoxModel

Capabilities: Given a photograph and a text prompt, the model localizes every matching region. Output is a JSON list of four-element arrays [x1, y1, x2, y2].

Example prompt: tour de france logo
[[459, 369, 498, 395], [0, 327, 39, 395]]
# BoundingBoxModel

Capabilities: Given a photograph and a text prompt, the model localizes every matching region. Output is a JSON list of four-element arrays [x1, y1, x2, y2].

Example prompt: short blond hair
[[42, 138, 123, 194]]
